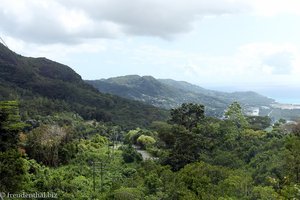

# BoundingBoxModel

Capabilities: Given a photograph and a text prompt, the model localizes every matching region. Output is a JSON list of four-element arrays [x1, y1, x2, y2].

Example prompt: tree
[[292, 122, 300, 136], [137, 135, 156, 149], [280, 184, 300, 199], [225, 102, 248, 129], [285, 136, 300, 183], [121, 145, 142, 163], [26, 124, 69, 166], [0, 101, 25, 151], [246, 116, 271, 130], [170, 103, 204, 130], [124, 128, 141, 145], [0, 149, 28, 192], [220, 172, 253, 198], [178, 161, 230, 199], [108, 187, 144, 200], [0, 101, 27, 192], [151, 121, 174, 148], [251, 186, 279, 200], [164, 126, 201, 171]]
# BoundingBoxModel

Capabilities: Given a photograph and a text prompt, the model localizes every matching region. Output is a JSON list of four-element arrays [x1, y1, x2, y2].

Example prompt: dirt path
[[133, 145, 154, 160]]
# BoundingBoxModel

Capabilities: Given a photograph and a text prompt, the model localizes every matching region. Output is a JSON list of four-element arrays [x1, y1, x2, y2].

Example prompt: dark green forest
[[1, 44, 300, 199], [1, 100, 300, 199]]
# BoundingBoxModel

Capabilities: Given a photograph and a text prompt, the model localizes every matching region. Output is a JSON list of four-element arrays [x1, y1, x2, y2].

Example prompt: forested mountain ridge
[[86, 75, 275, 117], [0, 43, 167, 128], [2, 44, 300, 200]]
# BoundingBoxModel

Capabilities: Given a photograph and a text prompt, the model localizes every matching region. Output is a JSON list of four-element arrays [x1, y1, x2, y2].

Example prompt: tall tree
[[225, 102, 249, 129], [285, 136, 300, 184], [0, 101, 27, 192], [170, 103, 205, 130], [26, 124, 69, 166], [0, 101, 25, 151], [164, 125, 202, 171]]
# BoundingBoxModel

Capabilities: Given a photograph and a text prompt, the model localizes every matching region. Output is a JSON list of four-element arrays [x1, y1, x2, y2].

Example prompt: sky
[[1, 0, 300, 102]]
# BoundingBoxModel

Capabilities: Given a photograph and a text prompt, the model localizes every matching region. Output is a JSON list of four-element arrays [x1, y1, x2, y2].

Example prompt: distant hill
[[0, 43, 167, 128], [86, 75, 275, 117]]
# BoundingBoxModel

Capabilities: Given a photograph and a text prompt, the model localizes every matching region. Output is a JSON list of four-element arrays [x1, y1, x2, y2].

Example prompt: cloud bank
[[0, 0, 249, 44]]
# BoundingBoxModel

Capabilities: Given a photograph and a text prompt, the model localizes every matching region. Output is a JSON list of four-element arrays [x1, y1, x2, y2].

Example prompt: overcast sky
[[1, 0, 300, 102]]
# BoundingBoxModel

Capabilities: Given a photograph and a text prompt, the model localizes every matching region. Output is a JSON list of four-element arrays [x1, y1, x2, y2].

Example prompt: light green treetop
[[225, 102, 249, 129]]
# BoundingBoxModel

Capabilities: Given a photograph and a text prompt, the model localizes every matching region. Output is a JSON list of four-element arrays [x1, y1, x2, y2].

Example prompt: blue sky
[[1, 0, 300, 102]]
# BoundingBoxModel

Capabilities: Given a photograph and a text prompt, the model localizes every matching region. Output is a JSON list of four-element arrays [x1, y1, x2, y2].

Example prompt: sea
[[208, 85, 300, 105], [272, 98, 300, 105]]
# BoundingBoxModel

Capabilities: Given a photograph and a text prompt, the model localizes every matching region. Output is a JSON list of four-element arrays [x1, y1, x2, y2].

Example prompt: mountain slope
[[0, 43, 167, 128], [159, 79, 274, 106], [86, 75, 275, 117]]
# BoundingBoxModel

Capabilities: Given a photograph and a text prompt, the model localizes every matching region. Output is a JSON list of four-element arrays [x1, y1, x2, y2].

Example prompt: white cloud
[[236, 43, 299, 75], [186, 43, 300, 85], [246, 0, 300, 16], [1, 0, 300, 90], [126, 42, 300, 86], [0, 0, 123, 44], [2, 0, 298, 46], [1, 0, 299, 46], [4, 36, 107, 60], [0, 0, 249, 44]]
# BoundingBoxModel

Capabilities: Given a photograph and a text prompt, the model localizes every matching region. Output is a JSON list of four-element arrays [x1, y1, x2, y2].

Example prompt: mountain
[[86, 75, 275, 117], [0, 43, 167, 128]]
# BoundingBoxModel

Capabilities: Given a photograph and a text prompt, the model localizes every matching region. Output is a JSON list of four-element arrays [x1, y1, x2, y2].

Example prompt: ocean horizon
[[274, 98, 300, 105], [208, 85, 300, 105]]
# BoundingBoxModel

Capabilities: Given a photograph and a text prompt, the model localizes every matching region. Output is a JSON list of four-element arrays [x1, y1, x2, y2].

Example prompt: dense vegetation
[[1, 100, 300, 199], [0, 43, 167, 128], [1, 43, 300, 199], [86, 75, 275, 117]]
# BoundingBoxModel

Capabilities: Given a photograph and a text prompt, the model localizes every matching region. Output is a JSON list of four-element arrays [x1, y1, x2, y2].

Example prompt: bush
[[137, 135, 156, 149], [121, 145, 142, 163]]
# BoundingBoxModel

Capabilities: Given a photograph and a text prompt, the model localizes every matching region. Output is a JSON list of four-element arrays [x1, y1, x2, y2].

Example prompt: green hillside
[[0, 43, 167, 128], [86, 75, 275, 117]]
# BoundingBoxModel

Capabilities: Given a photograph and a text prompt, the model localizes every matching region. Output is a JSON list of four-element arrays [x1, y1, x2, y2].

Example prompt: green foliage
[[163, 125, 201, 171], [225, 101, 249, 129], [120, 145, 142, 163], [178, 162, 228, 199], [170, 103, 205, 130], [285, 135, 300, 183], [0, 101, 26, 151], [246, 116, 271, 130], [177, 162, 254, 199], [137, 135, 156, 149], [125, 128, 141, 144], [0, 101, 29, 192], [249, 149, 286, 186], [124, 128, 157, 148], [26, 124, 73, 166], [108, 187, 144, 200], [0, 150, 28, 192], [151, 121, 174, 148], [279, 184, 300, 199], [0, 105, 293, 199], [144, 173, 163, 194], [292, 122, 300, 136], [251, 186, 279, 200]]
